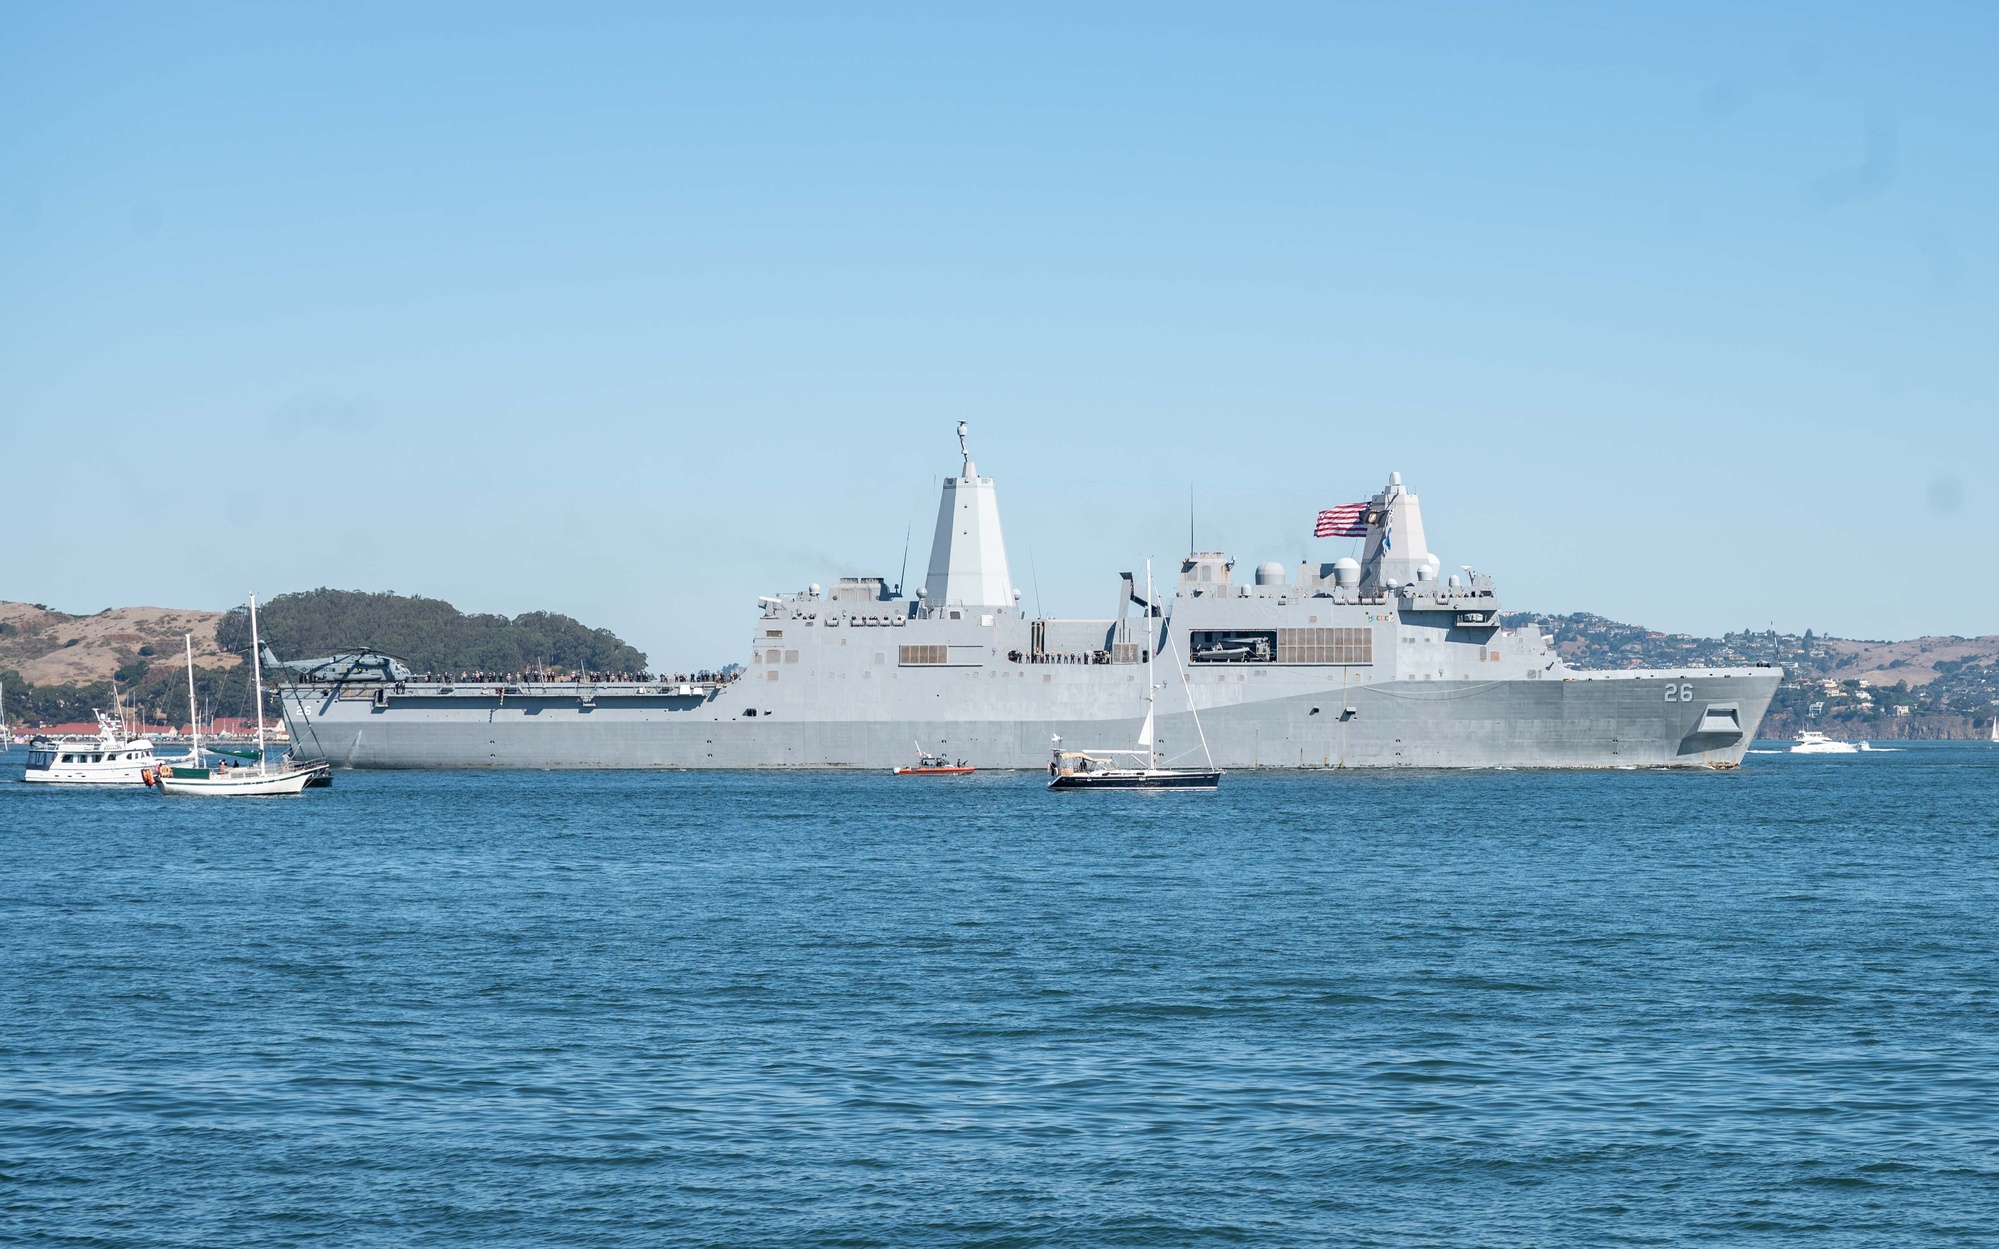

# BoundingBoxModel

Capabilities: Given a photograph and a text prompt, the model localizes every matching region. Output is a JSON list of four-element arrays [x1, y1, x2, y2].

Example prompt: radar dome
[[1333, 557, 1360, 588], [1255, 561, 1285, 586]]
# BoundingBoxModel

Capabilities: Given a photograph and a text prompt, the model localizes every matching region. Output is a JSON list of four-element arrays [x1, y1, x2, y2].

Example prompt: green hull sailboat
[[159, 595, 317, 797]]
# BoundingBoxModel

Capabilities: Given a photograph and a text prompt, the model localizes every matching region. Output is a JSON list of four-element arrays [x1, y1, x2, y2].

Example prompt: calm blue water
[[3, 744, 1997, 1247]]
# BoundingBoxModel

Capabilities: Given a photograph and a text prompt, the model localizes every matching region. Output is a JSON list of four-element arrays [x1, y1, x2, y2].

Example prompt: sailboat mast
[[1137, 558, 1158, 763], [184, 633, 199, 764], [249, 595, 268, 773], [1146, 559, 1156, 695]]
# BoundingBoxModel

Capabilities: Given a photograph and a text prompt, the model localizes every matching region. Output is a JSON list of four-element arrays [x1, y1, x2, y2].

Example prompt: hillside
[[0, 601, 236, 685], [1508, 612, 1999, 739], [2, 591, 648, 731]]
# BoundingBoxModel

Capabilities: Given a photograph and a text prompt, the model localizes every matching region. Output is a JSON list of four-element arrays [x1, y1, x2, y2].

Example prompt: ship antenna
[[897, 525, 911, 597], [1030, 543, 1044, 620]]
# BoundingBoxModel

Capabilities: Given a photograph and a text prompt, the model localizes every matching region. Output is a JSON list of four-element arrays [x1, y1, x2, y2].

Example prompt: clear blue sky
[[4, 3, 1993, 664]]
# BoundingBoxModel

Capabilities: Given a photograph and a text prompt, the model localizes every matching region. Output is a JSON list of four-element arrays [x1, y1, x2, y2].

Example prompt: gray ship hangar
[[277, 427, 1778, 769]]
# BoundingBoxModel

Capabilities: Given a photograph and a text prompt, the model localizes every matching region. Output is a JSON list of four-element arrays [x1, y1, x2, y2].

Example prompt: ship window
[[765, 630, 783, 639], [766, 670, 779, 682], [899, 645, 948, 666], [765, 650, 781, 664], [784, 650, 799, 663], [90, 754, 103, 762], [1276, 628, 1373, 665], [1200, 565, 1212, 582], [948, 610, 962, 620], [61, 754, 76, 763]]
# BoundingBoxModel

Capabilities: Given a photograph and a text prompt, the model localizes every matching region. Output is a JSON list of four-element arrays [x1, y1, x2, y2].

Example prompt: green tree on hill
[[217, 589, 648, 676]]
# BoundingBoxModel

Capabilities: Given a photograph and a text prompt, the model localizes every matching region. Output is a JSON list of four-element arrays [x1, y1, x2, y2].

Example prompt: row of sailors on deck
[[383, 670, 737, 689], [1005, 650, 1145, 666]]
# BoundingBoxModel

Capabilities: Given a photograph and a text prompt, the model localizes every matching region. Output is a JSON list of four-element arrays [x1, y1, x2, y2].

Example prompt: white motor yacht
[[22, 712, 163, 785], [1790, 730, 1860, 755]]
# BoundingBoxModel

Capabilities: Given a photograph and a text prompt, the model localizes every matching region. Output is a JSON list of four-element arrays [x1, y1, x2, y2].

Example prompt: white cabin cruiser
[[22, 713, 163, 785], [1790, 730, 1860, 755]]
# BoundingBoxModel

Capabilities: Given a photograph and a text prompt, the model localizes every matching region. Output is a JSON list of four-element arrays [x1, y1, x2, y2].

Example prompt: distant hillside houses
[[1506, 612, 1999, 740]]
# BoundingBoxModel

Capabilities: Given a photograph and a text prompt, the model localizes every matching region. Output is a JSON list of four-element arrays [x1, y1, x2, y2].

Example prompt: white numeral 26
[[1664, 682, 1694, 702]]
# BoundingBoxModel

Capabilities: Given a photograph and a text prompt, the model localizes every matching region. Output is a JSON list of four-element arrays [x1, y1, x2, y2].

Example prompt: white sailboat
[[159, 596, 317, 797], [1048, 560, 1222, 791]]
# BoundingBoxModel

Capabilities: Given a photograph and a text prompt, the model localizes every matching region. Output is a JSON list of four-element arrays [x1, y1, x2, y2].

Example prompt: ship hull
[[278, 670, 1779, 771]]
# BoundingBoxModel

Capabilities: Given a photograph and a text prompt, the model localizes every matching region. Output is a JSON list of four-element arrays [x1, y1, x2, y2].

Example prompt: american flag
[[1314, 502, 1368, 538]]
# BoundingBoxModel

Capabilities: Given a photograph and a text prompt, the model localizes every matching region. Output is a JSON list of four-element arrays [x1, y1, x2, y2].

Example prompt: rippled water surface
[[3, 744, 1998, 1246]]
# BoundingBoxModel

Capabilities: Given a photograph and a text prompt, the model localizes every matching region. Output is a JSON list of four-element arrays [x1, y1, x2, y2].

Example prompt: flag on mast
[[1313, 503, 1367, 538]]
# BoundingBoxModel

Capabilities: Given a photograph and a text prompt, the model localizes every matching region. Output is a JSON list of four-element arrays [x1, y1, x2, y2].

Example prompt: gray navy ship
[[275, 425, 1779, 769]]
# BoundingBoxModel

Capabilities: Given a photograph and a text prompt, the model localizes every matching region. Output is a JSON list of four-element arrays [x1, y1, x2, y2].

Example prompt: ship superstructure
[[276, 429, 1778, 769]]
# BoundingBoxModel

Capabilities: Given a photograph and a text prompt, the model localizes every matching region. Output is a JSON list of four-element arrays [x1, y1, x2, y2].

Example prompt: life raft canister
[[141, 768, 156, 787]]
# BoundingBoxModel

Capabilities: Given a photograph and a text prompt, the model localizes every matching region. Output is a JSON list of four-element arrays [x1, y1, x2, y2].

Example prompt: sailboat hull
[[1048, 768, 1222, 790], [158, 769, 315, 796]]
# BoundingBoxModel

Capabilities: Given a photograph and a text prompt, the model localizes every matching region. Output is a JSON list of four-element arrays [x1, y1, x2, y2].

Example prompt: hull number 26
[[1665, 683, 1695, 702]]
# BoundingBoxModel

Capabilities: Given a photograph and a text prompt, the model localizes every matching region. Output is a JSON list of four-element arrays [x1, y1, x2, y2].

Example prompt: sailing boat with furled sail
[[1048, 560, 1222, 791], [159, 595, 317, 797]]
